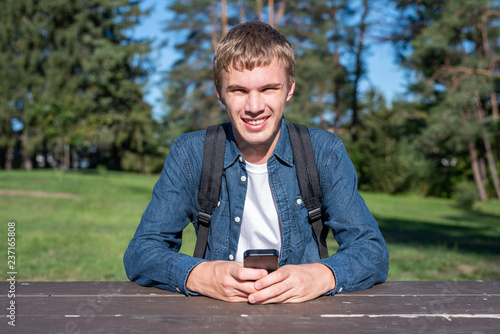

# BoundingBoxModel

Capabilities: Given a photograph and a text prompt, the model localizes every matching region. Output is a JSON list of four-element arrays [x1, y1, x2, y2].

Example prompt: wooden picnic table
[[1, 280, 499, 333]]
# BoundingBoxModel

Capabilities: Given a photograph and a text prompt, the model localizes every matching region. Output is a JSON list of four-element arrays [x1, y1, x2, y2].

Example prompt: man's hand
[[247, 263, 336, 304], [186, 261, 267, 302]]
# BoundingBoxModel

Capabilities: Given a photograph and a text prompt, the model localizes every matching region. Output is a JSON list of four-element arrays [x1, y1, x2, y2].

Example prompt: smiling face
[[218, 60, 295, 164]]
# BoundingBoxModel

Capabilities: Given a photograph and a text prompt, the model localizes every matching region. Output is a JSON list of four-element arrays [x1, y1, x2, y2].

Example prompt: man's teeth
[[246, 119, 266, 125]]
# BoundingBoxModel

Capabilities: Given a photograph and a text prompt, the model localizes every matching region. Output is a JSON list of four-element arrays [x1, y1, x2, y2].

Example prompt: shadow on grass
[[375, 210, 500, 256]]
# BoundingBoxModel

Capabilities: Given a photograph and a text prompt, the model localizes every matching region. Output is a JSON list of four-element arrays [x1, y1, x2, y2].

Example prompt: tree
[[0, 0, 155, 171], [0, 0, 49, 170], [414, 0, 499, 200], [283, 0, 353, 130], [349, 0, 371, 140], [351, 89, 429, 194], [389, 0, 500, 201]]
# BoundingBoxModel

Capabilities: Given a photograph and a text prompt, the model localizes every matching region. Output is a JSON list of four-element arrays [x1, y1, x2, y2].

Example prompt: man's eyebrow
[[226, 83, 283, 91], [260, 83, 283, 89], [226, 84, 247, 91]]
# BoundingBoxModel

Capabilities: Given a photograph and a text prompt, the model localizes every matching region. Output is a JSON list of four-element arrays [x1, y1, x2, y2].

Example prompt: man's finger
[[248, 280, 293, 304], [232, 266, 268, 282]]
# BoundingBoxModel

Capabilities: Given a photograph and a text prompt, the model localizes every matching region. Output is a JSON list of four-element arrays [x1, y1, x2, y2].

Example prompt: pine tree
[[404, 0, 500, 200], [283, 0, 353, 130], [0, 0, 155, 171], [0, 0, 49, 170]]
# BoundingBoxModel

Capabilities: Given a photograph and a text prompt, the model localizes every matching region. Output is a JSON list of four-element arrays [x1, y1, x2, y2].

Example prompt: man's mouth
[[244, 118, 267, 126]]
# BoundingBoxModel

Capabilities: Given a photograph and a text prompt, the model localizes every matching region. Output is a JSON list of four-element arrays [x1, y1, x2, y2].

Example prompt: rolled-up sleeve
[[123, 133, 206, 295], [316, 137, 389, 295]]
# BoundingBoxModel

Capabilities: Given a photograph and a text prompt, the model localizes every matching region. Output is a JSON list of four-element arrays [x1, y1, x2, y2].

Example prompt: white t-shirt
[[235, 161, 281, 262]]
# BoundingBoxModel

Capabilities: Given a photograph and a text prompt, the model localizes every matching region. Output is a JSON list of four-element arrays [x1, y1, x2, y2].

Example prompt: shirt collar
[[224, 124, 242, 169], [223, 117, 293, 168], [272, 117, 294, 167]]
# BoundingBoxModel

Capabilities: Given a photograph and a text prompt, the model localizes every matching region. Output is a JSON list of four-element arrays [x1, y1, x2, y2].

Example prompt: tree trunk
[[350, 0, 369, 141], [332, 8, 342, 133], [221, 0, 228, 36], [479, 157, 488, 181], [475, 92, 500, 199], [268, 0, 274, 27], [274, 0, 286, 27], [63, 143, 71, 171], [491, 91, 499, 121], [239, 0, 245, 23], [482, 135, 500, 200], [256, 0, 263, 21], [490, 91, 500, 162], [20, 130, 32, 171], [5, 146, 14, 170], [469, 140, 488, 201]]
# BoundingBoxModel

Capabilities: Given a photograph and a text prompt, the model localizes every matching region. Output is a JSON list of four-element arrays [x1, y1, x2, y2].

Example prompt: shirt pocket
[[291, 196, 314, 248], [206, 198, 231, 256]]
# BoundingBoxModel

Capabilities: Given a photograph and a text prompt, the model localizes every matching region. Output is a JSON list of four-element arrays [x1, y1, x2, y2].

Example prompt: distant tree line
[[1, 0, 499, 201], [0, 0, 161, 173]]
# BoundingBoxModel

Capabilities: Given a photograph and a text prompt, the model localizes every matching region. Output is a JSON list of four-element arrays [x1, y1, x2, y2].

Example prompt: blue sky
[[133, 0, 408, 118]]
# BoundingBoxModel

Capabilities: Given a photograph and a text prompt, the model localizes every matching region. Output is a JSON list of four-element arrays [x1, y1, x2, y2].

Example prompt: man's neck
[[236, 135, 280, 165], [241, 149, 272, 165]]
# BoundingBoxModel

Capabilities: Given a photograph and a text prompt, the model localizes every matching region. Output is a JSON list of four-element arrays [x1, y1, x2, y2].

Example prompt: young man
[[124, 21, 389, 304]]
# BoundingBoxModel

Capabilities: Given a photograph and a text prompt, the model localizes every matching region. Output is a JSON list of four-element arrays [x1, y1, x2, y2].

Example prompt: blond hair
[[213, 21, 295, 94]]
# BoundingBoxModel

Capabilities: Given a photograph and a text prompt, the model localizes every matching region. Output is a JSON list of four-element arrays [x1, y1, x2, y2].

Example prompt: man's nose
[[245, 91, 265, 112]]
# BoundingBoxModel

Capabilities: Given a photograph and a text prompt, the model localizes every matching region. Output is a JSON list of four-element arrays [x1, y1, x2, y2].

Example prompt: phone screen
[[243, 249, 279, 273]]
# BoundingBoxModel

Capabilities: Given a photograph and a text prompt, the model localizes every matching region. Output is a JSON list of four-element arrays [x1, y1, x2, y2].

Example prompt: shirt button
[[296, 198, 303, 205], [229, 254, 234, 261], [217, 201, 220, 206], [338, 287, 343, 293], [234, 217, 241, 223], [241, 175, 247, 182], [239, 157, 243, 162]]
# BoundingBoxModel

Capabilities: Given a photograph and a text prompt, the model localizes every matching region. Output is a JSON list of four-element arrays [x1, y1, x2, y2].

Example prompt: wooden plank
[[2, 281, 499, 334], [12, 280, 500, 297], [13, 281, 166, 297], [10, 313, 500, 333], [13, 294, 500, 316], [352, 281, 500, 296]]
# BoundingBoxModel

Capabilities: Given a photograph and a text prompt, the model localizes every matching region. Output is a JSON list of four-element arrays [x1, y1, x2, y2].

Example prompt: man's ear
[[286, 80, 295, 102], [217, 90, 226, 106]]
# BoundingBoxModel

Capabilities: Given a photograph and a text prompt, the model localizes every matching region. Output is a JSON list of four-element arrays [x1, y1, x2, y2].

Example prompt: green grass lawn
[[0, 169, 499, 281]]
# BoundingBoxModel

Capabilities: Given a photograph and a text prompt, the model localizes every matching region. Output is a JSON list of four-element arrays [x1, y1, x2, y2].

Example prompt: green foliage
[[160, 0, 231, 139], [120, 150, 164, 173], [348, 90, 429, 194], [390, 0, 500, 200], [284, 0, 355, 129], [0, 0, 159, 171], [455, 182, 478, 210]]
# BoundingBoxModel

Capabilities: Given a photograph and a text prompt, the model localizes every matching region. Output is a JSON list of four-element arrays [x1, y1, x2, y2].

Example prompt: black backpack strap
[[287, 123, 329, 259], [193, 123, 228, 259]]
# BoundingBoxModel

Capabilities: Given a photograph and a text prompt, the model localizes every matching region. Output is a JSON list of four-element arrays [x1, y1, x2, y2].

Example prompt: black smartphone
[[243, 249, 279, 273]]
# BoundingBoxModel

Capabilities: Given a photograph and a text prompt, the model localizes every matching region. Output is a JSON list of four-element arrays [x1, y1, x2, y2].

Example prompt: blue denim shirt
[[124, 118, 389, 296]]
